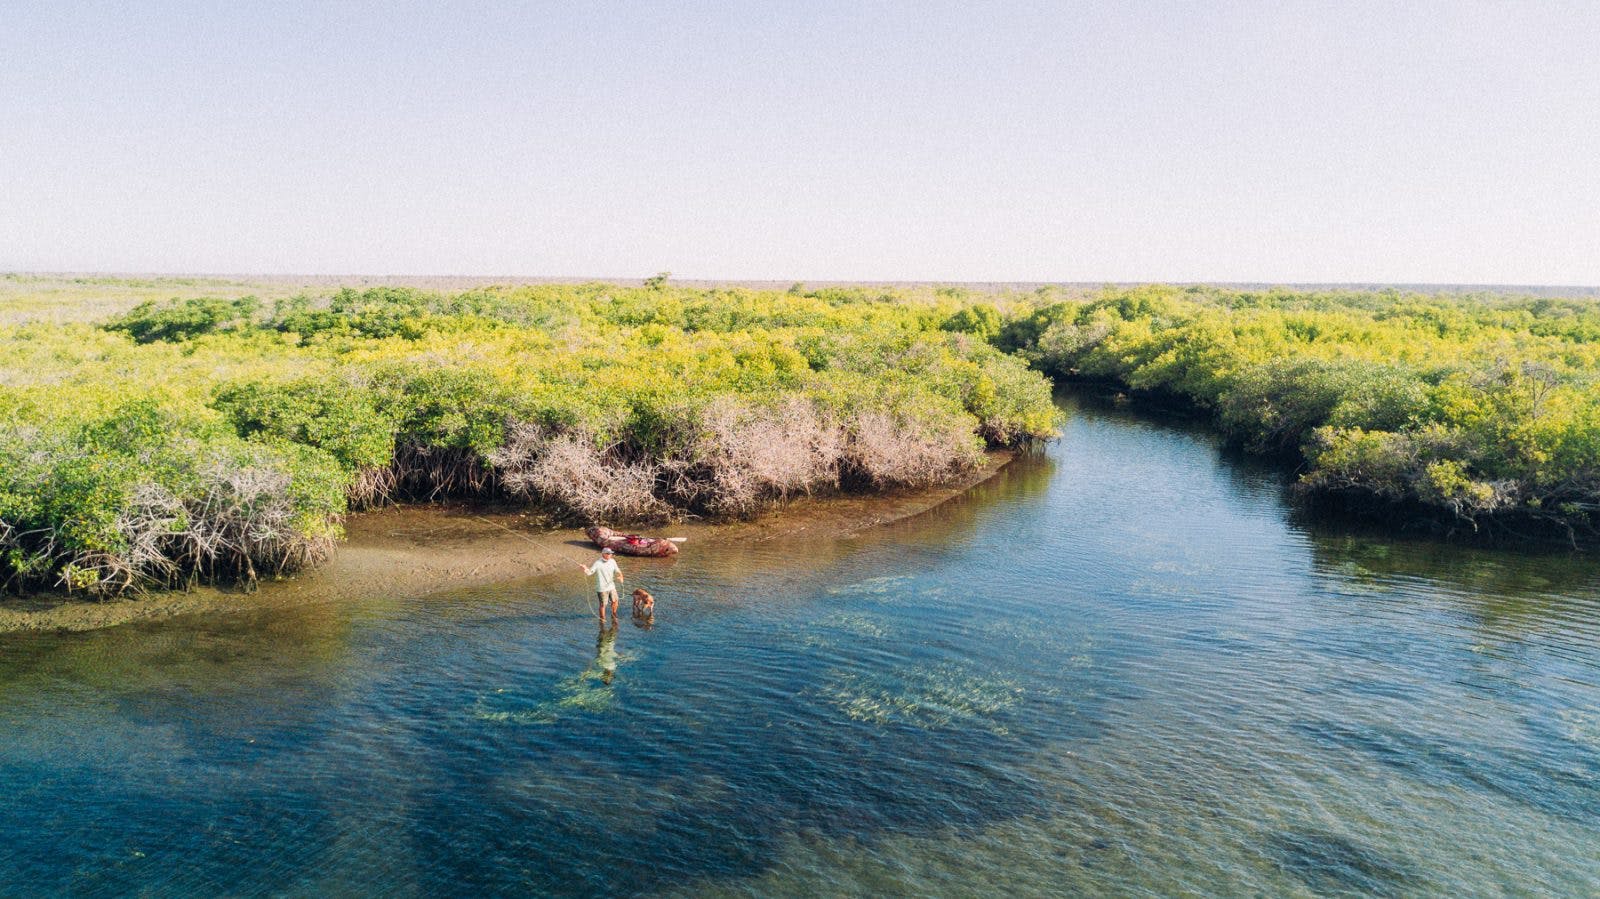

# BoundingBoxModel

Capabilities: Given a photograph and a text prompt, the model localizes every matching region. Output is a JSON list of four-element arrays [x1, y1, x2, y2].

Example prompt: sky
[[2, 1, 1597, 284]]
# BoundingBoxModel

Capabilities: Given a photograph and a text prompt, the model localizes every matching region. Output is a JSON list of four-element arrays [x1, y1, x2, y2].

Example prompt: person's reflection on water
[[594, 624, 619, 685]]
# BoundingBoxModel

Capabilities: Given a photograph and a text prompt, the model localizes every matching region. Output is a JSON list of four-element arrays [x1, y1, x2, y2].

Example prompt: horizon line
[[6, 271, 1600, 294]]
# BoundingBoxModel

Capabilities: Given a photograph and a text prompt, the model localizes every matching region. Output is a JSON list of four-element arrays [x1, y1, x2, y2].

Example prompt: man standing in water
[[583, 546, 623, 626]]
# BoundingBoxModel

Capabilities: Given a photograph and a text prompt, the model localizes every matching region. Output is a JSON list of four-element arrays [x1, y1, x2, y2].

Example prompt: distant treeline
[[0, 284, 1056, 596], [987, 285, 1600, 540], [5, 279, 1596, 597]]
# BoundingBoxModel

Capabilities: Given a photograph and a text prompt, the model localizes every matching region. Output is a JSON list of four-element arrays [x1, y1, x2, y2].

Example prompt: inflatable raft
[[585, 525, 681, 557]]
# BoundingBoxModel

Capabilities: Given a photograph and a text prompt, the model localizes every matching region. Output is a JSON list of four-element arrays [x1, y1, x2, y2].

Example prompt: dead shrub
[[494, 424, 668, 524], [670, 397, 842, 516], [844, 409, 982, 489], [154, 461, 335, 590], [102, 481, 187, 591], [57, 459, 337, 597]]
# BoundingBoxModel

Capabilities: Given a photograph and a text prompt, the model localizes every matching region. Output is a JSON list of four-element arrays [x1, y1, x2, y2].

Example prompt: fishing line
[[469, 515, 600, 618]]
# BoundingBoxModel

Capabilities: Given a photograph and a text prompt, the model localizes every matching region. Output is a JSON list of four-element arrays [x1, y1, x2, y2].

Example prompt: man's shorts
[[598, 588, 619, 604]]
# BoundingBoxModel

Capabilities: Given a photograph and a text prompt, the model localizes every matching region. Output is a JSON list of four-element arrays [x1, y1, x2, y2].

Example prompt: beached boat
[[585, 525, 681, 557]]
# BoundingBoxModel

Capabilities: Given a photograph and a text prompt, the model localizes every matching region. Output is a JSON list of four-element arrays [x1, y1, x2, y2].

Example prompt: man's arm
[[615, 562, 624, 583]]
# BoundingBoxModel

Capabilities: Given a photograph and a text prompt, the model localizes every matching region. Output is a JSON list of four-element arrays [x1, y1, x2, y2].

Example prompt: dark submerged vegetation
[[1000, 285, 1600, 539], [0, 283, 1057, 596]]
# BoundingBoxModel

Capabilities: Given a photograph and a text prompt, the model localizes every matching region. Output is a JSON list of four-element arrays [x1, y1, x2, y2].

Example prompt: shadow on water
[[1069, 385, 1600, 634], [0, 600, 355, 705], [1295, 717, 1600, 824], [1302, 531, 1600, 618], [1267, 829, 1421, 897], [871, 446, 1059, 549], [0, 603, 382, 897]]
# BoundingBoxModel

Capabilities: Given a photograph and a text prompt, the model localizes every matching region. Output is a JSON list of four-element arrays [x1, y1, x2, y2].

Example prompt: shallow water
[[3, 393, 1599, 897]]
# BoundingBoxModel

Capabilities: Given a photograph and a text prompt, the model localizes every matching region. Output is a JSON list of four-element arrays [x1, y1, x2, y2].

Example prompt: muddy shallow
[[0, 452, 1014, 634]]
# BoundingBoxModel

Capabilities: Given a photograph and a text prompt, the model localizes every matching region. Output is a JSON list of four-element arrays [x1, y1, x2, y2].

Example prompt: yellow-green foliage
[[1006, 285, 1600, 531], [0, 279, 1057, 595]]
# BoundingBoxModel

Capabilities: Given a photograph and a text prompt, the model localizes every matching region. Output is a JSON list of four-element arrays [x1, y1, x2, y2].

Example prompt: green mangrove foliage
[[1002, 286, 1600, 534], [0, 283, 1057, 596]]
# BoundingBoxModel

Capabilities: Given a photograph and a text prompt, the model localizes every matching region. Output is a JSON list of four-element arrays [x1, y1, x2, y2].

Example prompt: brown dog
[[631, 588, 655, 617]]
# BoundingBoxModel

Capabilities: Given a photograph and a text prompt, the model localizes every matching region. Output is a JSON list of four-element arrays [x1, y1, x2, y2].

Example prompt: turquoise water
[[3, 393, 1599, 896]]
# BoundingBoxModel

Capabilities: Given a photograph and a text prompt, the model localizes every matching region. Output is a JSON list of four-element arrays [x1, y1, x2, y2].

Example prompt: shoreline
[[0, 451, 1014, 635], [1066, 382, 1600, 549]]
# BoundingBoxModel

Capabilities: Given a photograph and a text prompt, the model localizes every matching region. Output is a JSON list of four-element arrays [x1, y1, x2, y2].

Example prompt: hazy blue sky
[[3, 1, 1597, 283]]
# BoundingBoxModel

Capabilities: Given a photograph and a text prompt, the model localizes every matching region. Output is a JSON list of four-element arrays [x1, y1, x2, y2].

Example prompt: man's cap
[[600, 547, 615, 554]]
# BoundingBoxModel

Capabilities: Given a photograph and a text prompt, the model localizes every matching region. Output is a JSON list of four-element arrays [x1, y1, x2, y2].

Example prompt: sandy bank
[[0, 451, 1014, 635]]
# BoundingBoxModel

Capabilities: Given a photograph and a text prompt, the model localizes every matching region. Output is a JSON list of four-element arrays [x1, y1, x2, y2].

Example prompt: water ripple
[[3, 394, 1600, 895]]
